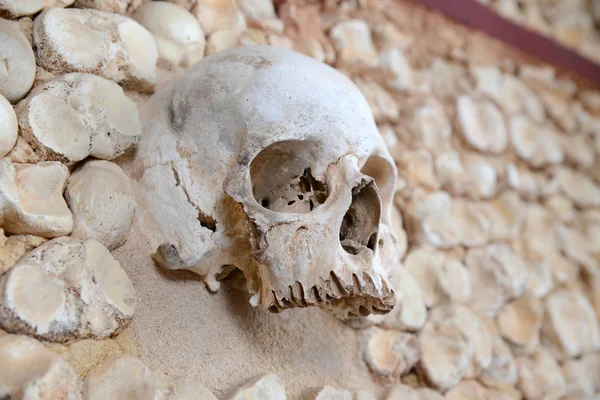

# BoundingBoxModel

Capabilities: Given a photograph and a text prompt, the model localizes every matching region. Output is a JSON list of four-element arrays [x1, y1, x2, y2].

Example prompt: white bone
[[0, 334, 81, 399], [0, 237, 136, 341], [0, 18, 36, 103], [34, 8, 158, 92], [134, 46, 398, 319]]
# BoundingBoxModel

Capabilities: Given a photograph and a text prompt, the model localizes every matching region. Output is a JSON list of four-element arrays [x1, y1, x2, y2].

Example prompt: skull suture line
[[134, 46, 399, 319]]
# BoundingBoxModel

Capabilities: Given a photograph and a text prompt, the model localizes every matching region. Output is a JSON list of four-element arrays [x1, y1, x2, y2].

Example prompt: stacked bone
[[1, 0, 600, 399], [478, 0, 600, 65], [0, 1, 328, 399], [0, 1, 145, 398], [318, 1, 600, 399]]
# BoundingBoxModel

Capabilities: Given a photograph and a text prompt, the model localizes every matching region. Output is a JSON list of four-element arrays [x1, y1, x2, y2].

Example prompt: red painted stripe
[[411, 0, 600, 86]]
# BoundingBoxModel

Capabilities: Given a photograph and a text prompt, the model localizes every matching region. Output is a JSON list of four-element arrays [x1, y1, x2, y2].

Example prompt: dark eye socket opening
[[339, 179, 381, 256]]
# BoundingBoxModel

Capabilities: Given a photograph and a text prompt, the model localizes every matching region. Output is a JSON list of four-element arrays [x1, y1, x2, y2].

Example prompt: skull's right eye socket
[[250, 140, 328, 214]]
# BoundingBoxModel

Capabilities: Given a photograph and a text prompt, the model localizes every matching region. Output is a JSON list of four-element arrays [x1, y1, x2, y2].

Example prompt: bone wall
[[327, 1, 600, 398], [0, 0, 599, 399], [479, 0, 600, 65]]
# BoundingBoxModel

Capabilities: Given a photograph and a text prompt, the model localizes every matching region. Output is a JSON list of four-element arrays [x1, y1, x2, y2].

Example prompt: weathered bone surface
[[465, 244, 529, 317], [561, 354, 600, 399], [0, 18, 36, 103], [14, 73, 142, 164], [330, 19, 379, 68], [237, 0, 283, 33], [192, 0, 246, 36], [480, 336, 518, 388], [134, 45, 398, 319], [84, 353, 218, 400], [33, 7, 158, 92], [380, 265, 426, 331], [445, 379, 517, 400], [132, 1, 205, 68], [0, 228, 46, 275], [66, 160, 136, 250], [479, 191, 525, 241], [362, 327, 420, 382], [206, 29, 241, 55], [404, 247, 471, 307], [541, 288, 600, 360], [0, 158, 72, 237], [438, 258, 472, 305], [0, 94, 18, 158], [315, 386, 354, 400], [385, 384, 444, 400], [521, 204, 558, 254], [418, 313, 471, 390], [0, 0, 74, 18], [555, 224, 596, 271], [509, 116, 564, 167], [354, 78, 400, 124], [516, 347, 566, 400], [496, 292, 543, 349], [0, 237, 136, 342], [506, 163, 552, 200], [523, 257, 553, 299], [409, 99, 451, 155], [473, 67, 545, 122], [84, 355, 168, 400], [435, 151, 497, 199], [456, 95, 507, 154], [0, 334, 82, 400], [404, 247, 445, 307], [73, 0, 147, 14], [427, 59, 473, 98], [543, 249, 579, 286], [556, 166, 600, 208], [397, 149, 437, 189], [432, 305, 492, 377], [379, 47, 414, 92], [227, 373, 286, 400], [561, 132, 596, 169]]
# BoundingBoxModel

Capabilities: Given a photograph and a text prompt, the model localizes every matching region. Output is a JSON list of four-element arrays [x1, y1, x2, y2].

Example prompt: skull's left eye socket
[[250, 140, 328, 213], [339, 178, 381, 255]]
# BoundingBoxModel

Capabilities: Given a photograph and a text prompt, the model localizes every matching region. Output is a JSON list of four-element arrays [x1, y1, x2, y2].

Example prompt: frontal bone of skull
[[247, 144, 395, 318]]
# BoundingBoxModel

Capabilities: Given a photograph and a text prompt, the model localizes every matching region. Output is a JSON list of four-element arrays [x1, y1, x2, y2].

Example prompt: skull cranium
[[134, 46, 399, 319]]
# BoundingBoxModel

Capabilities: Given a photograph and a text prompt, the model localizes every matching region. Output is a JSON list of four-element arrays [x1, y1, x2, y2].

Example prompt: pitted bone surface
[[14, 73, 142, 164], [0, 237, 136, 342], [33, 7, 158, 92]]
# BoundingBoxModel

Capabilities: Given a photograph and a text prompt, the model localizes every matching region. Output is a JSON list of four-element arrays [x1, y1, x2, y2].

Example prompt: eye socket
[[250, 140, 328, 214], [360, 154, 395, 210], [339, 179, 381, 255]]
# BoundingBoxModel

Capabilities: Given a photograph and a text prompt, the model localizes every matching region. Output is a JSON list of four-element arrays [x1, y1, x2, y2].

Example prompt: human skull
[[134, 46, 399, 319]]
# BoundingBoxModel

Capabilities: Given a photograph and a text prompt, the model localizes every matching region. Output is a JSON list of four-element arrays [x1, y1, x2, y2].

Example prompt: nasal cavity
[[339, 179, 381, 255]]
